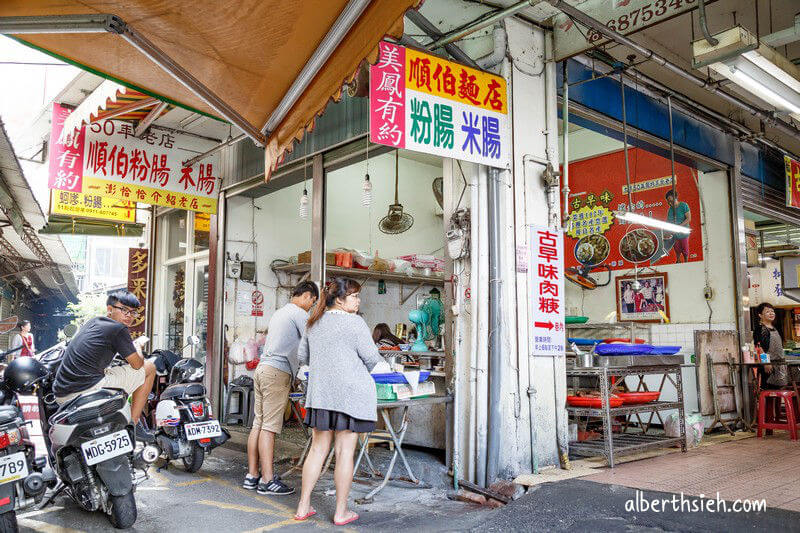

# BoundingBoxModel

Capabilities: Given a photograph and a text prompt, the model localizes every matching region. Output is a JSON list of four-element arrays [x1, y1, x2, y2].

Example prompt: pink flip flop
[[294, 509, 316, 521], [334, 512, 359, 526]]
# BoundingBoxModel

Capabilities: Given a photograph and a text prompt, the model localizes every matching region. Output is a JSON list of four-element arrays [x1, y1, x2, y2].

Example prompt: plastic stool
[[225, 384, 252, 426], [757, 390, 798, 440]]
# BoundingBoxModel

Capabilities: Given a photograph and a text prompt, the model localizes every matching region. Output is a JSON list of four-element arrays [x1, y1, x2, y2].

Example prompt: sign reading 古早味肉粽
[[370, 42, 510, 169], [48, 103, 219, 214]]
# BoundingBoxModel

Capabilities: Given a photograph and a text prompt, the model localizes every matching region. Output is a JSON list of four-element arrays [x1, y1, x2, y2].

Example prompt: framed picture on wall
[[616, 272, 669, 323]]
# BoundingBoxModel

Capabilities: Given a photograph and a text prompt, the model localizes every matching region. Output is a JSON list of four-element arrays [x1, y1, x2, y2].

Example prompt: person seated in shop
[[754, 302, 800, 389], [372, 323, 403, 349]]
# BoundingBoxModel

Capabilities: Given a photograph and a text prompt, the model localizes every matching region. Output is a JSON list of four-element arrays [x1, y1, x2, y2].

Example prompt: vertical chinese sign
[[127, 248, 148, 338], [48, 103, 85, 193], [786, 155, 800, 209], [370, 42, 510, 168], [529, 224, 565, 356], [50, 103, 219, 214]]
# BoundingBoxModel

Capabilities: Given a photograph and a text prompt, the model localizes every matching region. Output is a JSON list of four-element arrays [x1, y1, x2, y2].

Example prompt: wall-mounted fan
[[379, 151, 414, 234]]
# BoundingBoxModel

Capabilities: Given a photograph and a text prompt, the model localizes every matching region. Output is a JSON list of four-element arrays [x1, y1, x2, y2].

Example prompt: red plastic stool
[[757, 390, 798, 440]]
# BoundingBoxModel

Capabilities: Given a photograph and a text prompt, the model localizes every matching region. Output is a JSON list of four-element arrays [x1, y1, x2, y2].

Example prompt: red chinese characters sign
[[785, 155, 800, 209], [563, 148, 703, 271], [529, 225, 565, 356], [127, 248, 148, 338], [48, 103, 85, 193], [49, 103, 218, 214]]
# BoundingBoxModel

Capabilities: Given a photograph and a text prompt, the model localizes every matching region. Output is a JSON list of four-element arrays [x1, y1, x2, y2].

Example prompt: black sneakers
[[257, 475, 295, 495], [243, 474, 259, 490], [134, 421, 155, 443]]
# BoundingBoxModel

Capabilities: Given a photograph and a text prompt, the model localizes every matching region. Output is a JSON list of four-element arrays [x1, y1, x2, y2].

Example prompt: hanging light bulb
[[299, 188, 309, 219], [361, 173, 372, 207]]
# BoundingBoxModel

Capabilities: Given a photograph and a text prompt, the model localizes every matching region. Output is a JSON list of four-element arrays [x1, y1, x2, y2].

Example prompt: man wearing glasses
[[53, 289, 156, 443]]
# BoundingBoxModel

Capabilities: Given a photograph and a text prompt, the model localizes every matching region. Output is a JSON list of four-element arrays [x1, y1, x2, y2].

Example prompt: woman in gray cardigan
[[294, 278, 381, 526]]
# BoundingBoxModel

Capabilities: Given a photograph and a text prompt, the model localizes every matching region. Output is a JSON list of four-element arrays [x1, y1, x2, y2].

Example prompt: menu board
[[563, 148, 703, 271]]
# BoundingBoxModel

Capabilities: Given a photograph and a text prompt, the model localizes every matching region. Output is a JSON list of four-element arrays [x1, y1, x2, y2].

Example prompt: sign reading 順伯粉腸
[[48, 103, 219, 214], [370, 42, 510, 169]]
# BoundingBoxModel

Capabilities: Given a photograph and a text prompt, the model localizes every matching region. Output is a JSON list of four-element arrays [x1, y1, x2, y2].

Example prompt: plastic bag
[[244, 338, 258, 362], [665, 412, 705, 448], [228, 340, 247, 364]]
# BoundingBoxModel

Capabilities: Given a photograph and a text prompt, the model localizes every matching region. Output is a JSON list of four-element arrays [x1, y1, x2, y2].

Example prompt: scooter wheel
[[108, 490, 137, 529], [0, 510, 17, 533], [182, 445, 204, 473]]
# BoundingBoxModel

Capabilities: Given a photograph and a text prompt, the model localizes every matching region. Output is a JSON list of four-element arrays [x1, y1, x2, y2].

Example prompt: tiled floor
[[584, 434, 800, 511]]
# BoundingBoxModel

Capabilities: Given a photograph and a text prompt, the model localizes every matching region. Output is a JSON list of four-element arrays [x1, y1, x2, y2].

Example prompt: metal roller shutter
[[741, 178, 800, 225]]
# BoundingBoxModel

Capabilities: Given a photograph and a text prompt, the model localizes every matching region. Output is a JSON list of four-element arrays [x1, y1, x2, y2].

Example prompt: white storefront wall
[[222, 151, 446, 384], [563, 129, 738, 415]]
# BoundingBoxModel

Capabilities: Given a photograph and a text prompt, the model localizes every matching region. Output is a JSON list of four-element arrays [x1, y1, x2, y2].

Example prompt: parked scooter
[[145, 336, 229, 472], [4, 343, 157, 529], [0, 346, 56, 533]]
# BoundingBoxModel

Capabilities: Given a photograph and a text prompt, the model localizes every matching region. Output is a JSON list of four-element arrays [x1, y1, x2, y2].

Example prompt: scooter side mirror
[[186, 335, 200, 346], [63, 324, 78, 339]]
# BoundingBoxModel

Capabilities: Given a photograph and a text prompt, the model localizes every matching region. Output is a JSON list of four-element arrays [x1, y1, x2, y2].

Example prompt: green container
[[376, 383, 397, 401]]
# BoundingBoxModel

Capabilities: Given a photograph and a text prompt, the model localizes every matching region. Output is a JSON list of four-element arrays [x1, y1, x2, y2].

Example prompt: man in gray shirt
[[244, 281, 318, 495]]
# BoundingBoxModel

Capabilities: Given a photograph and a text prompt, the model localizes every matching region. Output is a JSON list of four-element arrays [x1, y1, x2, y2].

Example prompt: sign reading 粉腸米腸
[[785, 155, 800, 209], [48, 103, 219, 214], [370, 42, 510, 169], [529, 224, 565, 357], [50, 190, 136, 223]]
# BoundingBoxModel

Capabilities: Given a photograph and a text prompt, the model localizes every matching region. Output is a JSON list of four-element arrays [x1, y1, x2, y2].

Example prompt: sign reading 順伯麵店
[[48, 103, 219, 214], [785, 155, 800, 209], [370, 42, 510, 169], [50, 190, 136, 224]]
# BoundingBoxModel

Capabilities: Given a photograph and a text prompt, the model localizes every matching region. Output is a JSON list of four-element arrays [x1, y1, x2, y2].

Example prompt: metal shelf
[[273, 263, 445, 286], [273, 263, 445, 304], [567, 365, 684, 377], [569, 434, 683, 459], [567, 401, 683, 417], [566, 322, 652, 331], [566, 363, 686, 467]]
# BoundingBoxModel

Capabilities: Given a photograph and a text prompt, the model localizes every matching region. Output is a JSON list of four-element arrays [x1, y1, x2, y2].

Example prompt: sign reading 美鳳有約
[[50, 190, 136, 223], [48, 103, 219, 214], [370, 41, 510, 169], [785, 155, 800, 209]]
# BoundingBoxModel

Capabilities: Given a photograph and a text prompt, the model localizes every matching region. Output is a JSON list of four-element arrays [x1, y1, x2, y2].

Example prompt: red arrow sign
[[534, 321, 553, 330]]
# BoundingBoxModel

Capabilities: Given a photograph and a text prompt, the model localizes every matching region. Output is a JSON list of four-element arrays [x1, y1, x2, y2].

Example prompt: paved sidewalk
[[583, 433, 800, 511]]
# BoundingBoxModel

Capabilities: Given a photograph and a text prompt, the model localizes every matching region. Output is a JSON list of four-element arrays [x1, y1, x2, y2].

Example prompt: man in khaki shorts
[[53, 290, 156, 443], [244, 282, 318, 495]]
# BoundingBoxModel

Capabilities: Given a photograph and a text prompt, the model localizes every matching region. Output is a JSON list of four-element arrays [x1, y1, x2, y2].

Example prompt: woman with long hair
[[10, 320, 34, 359], [372, 322, 403, 348], [294, 278, 381, 526]]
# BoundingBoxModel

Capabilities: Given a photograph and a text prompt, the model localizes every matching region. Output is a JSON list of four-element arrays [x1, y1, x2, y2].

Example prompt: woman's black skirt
[[303, 407, 375, 433]]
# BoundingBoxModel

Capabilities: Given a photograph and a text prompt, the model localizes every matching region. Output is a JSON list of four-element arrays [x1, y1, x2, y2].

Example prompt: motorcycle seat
[[0, 405, 21, 426], [56, 388, 124, 413], [161, 382, 205, 400]]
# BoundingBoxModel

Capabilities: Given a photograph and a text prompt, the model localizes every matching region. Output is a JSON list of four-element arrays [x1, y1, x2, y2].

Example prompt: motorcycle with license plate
[[0, 346, 57, 533], [3, 340, 157, 530], [143, 335, 229, 473]]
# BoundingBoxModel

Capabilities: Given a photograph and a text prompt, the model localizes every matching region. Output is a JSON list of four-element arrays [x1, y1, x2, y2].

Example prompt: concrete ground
[[15, 422, 800, 532], [17, 425, 494, 532]]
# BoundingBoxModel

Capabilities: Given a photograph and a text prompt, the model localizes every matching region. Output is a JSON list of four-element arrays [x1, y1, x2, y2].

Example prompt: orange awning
[[1, 1, 421, 179]]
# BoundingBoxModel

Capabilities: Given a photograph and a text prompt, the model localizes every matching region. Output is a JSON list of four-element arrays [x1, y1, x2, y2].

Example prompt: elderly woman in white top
[[294, 278, 381, 526]]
